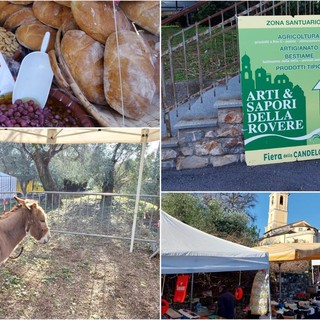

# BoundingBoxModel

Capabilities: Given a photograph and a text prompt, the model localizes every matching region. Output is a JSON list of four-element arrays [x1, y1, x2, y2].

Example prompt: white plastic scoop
[[13, 32, 53, 108]]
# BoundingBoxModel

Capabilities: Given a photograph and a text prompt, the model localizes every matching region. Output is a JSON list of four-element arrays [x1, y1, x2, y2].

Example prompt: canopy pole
[[278, 263, 282, 300], [161, 274, 166, 296], [190, 273, 194, 310], [268, 267, 272, 320], [312, 262, 315, 285], [130, 129, 148, 252]]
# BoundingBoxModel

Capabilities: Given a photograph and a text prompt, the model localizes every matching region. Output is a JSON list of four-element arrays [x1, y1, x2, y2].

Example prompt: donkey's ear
[[14, 196, 25, 206], [25, 202, 37, 211]]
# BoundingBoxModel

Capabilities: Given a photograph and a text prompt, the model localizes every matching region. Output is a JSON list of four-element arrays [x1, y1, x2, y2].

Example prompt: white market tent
[[0, 171, 17, 199], [161, 211, 271, 316], [0, 128, 160, 252], [161, 211, 269, 274]]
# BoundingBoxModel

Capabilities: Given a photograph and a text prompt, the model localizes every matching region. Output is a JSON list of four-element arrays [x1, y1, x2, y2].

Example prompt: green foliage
[[162, 193, 260, 246], [42, 273, 58, 283], [204, 193, 257, 222], [193, 2, 234, 22], [51, 144, 92, 189], [162, 193, 206, 230], [4, 275, 24, 288], [0, 143, 38, 193], [0, 142, 159, 196], [118, 143, 160, 196]]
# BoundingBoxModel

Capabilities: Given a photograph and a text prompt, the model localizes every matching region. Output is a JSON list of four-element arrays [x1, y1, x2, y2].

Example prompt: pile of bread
[[0, 1, 160, 126]]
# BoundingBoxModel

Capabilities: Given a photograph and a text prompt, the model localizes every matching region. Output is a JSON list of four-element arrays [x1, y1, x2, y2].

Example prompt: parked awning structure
[[254, 243, 320, 262]]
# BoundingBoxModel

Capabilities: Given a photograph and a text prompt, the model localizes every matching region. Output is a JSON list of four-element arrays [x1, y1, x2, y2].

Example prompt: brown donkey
[[0, 196, 51, 264]]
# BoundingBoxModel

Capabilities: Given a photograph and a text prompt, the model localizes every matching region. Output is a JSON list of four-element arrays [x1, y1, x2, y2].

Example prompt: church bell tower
[[265, 193, 289, 233]]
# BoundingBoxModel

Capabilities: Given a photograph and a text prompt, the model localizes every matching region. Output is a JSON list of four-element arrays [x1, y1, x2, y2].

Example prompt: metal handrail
[[162, 1, 320, 136]]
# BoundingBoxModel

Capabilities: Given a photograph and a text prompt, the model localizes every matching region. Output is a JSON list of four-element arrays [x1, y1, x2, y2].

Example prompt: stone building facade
[[260, 193, 320, 245]]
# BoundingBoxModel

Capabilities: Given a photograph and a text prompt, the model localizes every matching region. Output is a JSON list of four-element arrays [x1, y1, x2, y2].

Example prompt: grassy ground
[[0, 235, 159, 319], [162, 24, 239, 82]]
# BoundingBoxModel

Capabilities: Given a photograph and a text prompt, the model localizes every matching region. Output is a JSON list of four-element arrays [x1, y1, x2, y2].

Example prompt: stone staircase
[[162, 75, 244, 170], [162, 97, 244, 170]]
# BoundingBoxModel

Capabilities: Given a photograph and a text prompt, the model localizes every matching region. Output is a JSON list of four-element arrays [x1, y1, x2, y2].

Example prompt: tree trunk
[[32, 148, 60, 207], [100, 144, 121, 208], [101, 166, 114, 209]]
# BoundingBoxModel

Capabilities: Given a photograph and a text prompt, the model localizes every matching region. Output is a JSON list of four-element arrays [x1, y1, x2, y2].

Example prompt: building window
[[280, 195, 283, 205], [299, 228, 303, 231]]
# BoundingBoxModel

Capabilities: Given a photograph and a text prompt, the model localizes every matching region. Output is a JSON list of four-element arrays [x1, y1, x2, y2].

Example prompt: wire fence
[[0, 191, 159, 250]]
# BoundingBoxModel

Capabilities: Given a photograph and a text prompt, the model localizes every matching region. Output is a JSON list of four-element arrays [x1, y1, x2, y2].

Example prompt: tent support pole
[[312, 262, 315, 285], [162, 274, 166, 296], [268, 267, 272, 320], [278, 263, 282, 300], [130, 129, 148, 252], [190, 273, 194, 310]]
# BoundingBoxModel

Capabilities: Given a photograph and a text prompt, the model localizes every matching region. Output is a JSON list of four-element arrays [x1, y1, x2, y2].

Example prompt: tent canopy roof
[[161, 211, 269, 274], [0, 172, 15, 178], [253, 243, 320, 262], [0, 128, 159, 144]]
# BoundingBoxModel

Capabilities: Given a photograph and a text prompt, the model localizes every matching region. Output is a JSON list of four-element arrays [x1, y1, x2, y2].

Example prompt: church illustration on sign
[[241, 54, 307, 149], [259, 193, 320, 245], [241, 54, 306, 104]]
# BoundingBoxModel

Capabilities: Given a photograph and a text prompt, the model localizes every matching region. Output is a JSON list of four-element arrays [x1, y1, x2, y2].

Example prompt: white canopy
[[0, 128, 159, 144], [161, 211, 269, 274], [0, 128, 159, 252], [0, 172, 17, 199]]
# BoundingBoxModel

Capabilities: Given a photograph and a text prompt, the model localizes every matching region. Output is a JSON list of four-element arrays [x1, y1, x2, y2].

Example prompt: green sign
[[238, 15, 320, 165]]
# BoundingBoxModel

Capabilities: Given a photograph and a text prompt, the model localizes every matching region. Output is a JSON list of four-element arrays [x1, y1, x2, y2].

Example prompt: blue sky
[[249, 193, 320, 237]]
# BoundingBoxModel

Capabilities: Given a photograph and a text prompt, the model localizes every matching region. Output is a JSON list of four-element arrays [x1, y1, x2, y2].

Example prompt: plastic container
[[13, 32, 53, 108]]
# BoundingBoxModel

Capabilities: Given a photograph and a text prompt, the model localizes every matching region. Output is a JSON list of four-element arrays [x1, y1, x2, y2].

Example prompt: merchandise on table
[[0, 0, 160, 127]]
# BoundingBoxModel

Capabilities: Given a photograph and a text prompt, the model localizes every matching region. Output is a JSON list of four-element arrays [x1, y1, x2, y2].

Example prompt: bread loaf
[[120, 1, 160, 36], [53, 1, 70, 7], [3, 7, 37, 31], [141, 31, 160, 94], [0, 4, 24, 25], [61, 30, 106, 105], [104, 30, 156, 120], [33, 1, 72, 29], [16, 21, 56, 51], [0, 2, 9, 11], [60, 15, 78, 34], [9, 1, 33, 4], [71, 1, 131, 44]]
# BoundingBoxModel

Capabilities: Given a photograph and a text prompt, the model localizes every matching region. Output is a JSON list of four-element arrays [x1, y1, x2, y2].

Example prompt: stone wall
[[162, 106, 245, 170]]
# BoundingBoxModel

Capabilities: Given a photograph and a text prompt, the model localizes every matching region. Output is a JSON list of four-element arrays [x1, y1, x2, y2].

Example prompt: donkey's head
[[14, 196, 51, 244]]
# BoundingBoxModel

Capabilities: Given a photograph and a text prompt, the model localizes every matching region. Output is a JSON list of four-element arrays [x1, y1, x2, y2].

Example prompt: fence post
[[130, 129, 148, 252]]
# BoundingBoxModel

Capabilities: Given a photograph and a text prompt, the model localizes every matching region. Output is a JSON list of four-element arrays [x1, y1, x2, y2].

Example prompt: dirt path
[[0, 234, 159, 319]]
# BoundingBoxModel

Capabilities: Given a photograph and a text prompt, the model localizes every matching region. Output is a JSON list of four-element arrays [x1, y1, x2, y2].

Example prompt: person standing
[[217, 285, 235, 319]]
